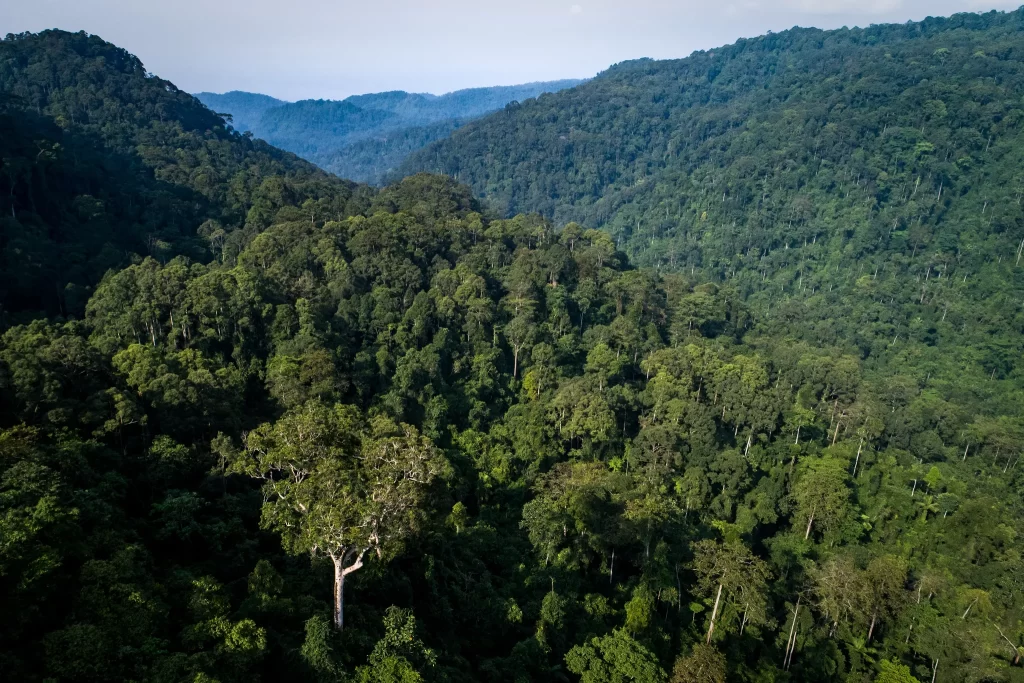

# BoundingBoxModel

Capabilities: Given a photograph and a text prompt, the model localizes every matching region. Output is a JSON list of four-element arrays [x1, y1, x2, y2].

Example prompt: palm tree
[[915, 494, 940, 521], [846, 635, 878, 675]]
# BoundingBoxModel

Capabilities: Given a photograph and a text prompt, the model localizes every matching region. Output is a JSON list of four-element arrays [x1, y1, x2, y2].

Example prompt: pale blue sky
[[2, 0, 1020, 100]]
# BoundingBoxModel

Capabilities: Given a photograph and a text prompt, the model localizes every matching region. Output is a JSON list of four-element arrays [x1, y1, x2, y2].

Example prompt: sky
[[2, 0, 1021, 101]]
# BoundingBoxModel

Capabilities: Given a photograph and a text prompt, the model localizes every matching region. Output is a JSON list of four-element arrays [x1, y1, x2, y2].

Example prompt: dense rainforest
[[317, 118, 468, 188], [2, 16, 1024, 683], [401, 9, 1024, 322], [195, 81, 583, 185], [0, 30, 369, 321]]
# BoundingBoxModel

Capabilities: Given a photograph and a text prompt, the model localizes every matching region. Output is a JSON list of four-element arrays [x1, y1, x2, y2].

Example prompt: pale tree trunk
[[867, 610, 877, 642], [995, 624, 1020, 664], [784, 595, 802, 670], [332, 549, 367, 630], [804, 507, 815, 540], [706, 583, 723, 644], [333, 559, 345, 630]]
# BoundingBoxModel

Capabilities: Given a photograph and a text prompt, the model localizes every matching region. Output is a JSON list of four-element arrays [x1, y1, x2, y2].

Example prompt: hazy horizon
[[3, 0, 1021, 101], [194, 78, 588, 104]]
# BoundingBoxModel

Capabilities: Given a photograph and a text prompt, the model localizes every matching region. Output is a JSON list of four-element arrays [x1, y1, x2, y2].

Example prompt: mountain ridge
[[195, 79, 585, 183], [401, 8, 1024, 225], [191, 90, 287, 131]]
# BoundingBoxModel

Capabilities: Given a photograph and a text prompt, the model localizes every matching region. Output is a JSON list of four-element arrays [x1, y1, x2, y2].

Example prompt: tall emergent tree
[[233, 401, 447, 629], [691, 539, 772, 644]]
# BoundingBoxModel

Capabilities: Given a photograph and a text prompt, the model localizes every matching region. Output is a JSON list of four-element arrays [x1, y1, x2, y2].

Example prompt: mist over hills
[[191, 90, 287, 132], [195, 80, 583, 183]]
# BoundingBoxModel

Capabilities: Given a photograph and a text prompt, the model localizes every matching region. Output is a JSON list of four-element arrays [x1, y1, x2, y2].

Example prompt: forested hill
[[196, 80, 584, 184], [4, 175, 1024, 681], [400, 7, 1024, 399], [401, 8, 1024, 262], [4, 19, 1024, 683], [0, 30, 369, 320]]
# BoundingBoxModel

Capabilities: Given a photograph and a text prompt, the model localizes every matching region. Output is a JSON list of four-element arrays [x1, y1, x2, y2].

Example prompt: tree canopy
[[3, 15, 1024, 683]]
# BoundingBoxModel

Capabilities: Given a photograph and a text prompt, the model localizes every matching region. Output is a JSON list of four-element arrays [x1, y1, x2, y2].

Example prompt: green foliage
[[691, 539, 773, 642], [670, 644, 726, 683], [354, 607, 436, 683], [564, 629, 667, 683], [792, 455, 853, 542], [874, 659, 922, 683], [234, 401, 447, 628], [3, 16, 1024, 683], [324, 119, 468, 186], [0, 30, 367, 319], [192, 91, 287, 133], [301, 615, 341, 681], [404, 8, 1024, 413]]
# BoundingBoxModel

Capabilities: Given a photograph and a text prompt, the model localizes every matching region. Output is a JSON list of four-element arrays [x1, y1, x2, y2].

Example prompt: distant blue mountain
[[195, 79, 584, 184], [192, 91, 286, 132]]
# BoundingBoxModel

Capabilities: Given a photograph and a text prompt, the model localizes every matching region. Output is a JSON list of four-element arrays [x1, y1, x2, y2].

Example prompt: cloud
[[784, 0, 905, 13], [570, 4, 584, 14]]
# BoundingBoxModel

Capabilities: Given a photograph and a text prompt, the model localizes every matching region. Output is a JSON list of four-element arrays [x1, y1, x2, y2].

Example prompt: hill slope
[[196, 80, 584, 183], [318, 117, 467, 185], [402, 10, 1024, 247], [401, 7, 1024, 371], [0, 30, 370, 319]]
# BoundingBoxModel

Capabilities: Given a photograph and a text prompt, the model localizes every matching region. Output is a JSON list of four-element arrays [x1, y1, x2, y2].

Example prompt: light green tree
[[355, 607, 436, 683], [792, 456, 852, 541], [691, 539, 772, 644], [874, 659, 921, 683], [670, 644, 727, 683], [233, 401, 447, 629], [564, 628, 667, 683]]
